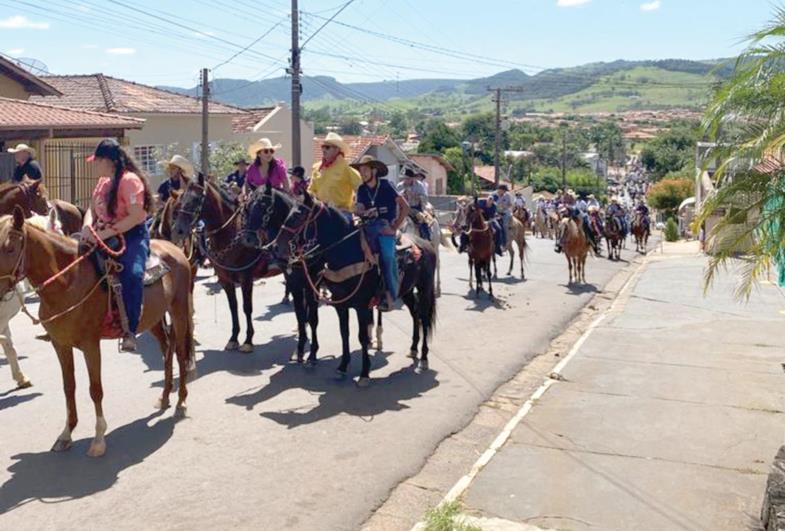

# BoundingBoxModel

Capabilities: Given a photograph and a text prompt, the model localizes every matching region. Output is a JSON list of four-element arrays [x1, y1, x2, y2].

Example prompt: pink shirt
[[246, 158, 288, 189], [92, 172, 145, 224]]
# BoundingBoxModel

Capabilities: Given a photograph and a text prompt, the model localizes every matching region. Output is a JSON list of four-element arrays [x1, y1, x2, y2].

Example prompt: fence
[[0, 153, 14, 182], [40, 141, 101, 208]]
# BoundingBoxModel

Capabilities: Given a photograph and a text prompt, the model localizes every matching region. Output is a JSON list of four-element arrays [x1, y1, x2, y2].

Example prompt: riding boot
[[459, 233, 469, 254], [110, 275, 136, 352]]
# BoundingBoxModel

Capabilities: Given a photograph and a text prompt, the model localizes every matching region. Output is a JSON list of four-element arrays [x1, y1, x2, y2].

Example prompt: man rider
[[8, 144, 42, 182], [225, 158, 248, 193], [397, 167, 431, 240], [607, 196, 628, 234], [634, 199, 651, 229], [491, 184, 514, 252], [157, 155, 194, 205], [478, 194, 504, 256], [352, 156, 410, 312]]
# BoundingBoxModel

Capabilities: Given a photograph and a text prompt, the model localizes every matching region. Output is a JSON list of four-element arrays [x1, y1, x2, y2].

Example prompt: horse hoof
[[175, 403, 188, 418], [156, 397, 171, 410], [306, 358, 318, 367], [417, 360, 429, 372], [407, 349, 418, 359], [16, 379, 32, 389], [335, 367, 348, 377], [51, 438, 72, 452], [87, 441, 106, 458], [225, 341, 240, 351], [239, 343, 254, 354], [357, 377, 370, 387]]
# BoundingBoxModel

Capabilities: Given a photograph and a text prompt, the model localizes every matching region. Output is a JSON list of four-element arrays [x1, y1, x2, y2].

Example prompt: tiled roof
[[311, 134, 389, 164], [0, 56, 61, 97], [474, 165, 511, 187], [232, 106, 277, 133], [30, 74, 245, 115], [754, 155, 783, 175], [0, 97, 144, 130]]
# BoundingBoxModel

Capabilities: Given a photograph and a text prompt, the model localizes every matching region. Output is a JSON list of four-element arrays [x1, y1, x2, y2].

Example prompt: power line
[[212, 19, 286, 71], [300, 0, 356, 50]]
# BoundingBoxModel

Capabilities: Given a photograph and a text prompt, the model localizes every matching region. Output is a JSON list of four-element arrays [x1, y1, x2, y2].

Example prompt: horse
[[240, 186, 321, 364], [533, 205, 557, 239], [401, 212, 442, 297], [632, 212, 650, 254], [558, 216, 591, 284], [452, 200, 495, 298], [513, 205, 531, 233], [151, 189, 203, 288], [171, 173, 279, 353], [270, 192, 438, 385], [0, 206, 194, 457], [504, 214, 528, 278], [603, 214, 623, 261], [0, 179, 83, 236]]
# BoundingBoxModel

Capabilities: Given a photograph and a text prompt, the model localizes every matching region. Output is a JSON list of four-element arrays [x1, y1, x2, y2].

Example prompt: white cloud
[[557, 0, 591, 6], [640, 0, 661, 11], [106, 47, 136, 55], [6, 48, 24, 55], [0, 15, 50, 29]]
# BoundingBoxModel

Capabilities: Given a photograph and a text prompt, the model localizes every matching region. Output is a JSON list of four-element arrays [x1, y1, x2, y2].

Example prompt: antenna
[[15, 57, 49, 76]]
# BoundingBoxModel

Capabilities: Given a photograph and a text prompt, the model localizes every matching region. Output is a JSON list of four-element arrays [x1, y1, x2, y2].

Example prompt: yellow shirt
[[308, 156, 362, 211]]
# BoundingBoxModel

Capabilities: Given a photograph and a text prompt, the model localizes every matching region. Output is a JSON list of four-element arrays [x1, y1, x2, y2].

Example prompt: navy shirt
[[356, 178, 399, 223], [13, 159, 42, 182], [225, 170, 246, 188], [478, 198, 496, 220], [157, 178, 182, 202]]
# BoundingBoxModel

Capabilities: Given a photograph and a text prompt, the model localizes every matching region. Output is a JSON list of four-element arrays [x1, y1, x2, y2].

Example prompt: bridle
[[272, 201, 325, 261], [242, 188, 277, 249], [0, 225, 27, 298]]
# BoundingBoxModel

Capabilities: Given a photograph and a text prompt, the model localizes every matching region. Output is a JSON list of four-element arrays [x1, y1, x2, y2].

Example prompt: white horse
[[2, 211, 62, 390]]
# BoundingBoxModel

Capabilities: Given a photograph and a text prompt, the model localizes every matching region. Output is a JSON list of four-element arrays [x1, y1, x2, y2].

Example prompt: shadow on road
[[0, 392, 42, 411], [561, 283, 600, 295], [0, 411, 179, 514], [226, 352, 439, 429]]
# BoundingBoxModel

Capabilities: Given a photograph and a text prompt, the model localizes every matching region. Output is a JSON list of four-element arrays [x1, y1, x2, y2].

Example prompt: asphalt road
[[0, 235, 646, 531]]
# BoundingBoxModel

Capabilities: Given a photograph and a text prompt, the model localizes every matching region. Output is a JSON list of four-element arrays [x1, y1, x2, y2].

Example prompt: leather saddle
[[88, 237, 170, 287]]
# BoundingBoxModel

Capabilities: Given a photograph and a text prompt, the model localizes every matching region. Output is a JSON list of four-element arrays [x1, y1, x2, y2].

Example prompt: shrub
[[665, 217, 679, 242]]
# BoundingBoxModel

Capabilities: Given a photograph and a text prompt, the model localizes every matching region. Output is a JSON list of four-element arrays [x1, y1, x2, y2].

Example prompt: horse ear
[[12, 205, 24, 230], [29, 180, 41, 192], [198, 172, 205, 187], [303, 190, 314, 207]]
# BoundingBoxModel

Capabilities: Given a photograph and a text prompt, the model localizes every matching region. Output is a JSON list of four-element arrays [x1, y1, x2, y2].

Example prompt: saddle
[[89, 239, 170, 287]]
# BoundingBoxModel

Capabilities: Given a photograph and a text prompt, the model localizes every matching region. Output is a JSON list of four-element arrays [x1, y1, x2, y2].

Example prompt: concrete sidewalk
[[459, 249, 785, 530]]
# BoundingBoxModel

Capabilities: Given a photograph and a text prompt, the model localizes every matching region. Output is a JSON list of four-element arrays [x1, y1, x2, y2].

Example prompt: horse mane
[[208, 179, 238, 207]]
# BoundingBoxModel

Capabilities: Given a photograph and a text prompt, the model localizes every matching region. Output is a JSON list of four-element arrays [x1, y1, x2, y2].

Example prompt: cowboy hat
[[247, 137, 282, 159], [160, 154, 195, 178], [611, 196, 619, 203], [350, 155, 388, 177], [8, 143, 35, 158], [497, 183, 509, 191], [319, 132, 348, 155]]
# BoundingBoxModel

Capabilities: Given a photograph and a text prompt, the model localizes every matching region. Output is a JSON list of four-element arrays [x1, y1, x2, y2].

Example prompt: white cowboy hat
[[247, 137, 282, 159], [160, 154, 194, 178], [319, 132, 348, 155], [7, 143, 35, 157]]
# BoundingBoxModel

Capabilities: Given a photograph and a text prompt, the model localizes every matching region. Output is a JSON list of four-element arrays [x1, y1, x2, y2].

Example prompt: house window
[[133, 145, 163, 176]]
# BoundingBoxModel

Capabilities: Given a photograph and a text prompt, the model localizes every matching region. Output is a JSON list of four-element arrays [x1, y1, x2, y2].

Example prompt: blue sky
[[0, 0, 779, 88]]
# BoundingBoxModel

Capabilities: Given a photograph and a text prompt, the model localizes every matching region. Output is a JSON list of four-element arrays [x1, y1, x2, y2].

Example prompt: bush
[[647, 177, 694, 219], [665, 217, 679, 242]]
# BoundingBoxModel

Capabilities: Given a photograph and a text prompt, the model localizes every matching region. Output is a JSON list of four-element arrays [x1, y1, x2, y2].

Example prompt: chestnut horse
[[457, 201, 495, 298], [558, 217, 590, 284], [171, 173, 279, 352], [0, 206, 194, 457], [604, 213, 623, 261], [632, 212, 650, 254], [504, 215, 528, 278], [0, 179, 83, 236]]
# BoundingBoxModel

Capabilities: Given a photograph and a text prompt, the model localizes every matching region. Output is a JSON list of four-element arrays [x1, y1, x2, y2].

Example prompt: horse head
[[269, 200, 312, 260], [171, 172, 207, 245], [0, 206, 27, 299], [241, 183, 294, 249], [0, 179, 48, 219]]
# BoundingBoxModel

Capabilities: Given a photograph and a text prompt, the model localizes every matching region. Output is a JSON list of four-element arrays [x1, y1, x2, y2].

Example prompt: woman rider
[[82, 139, 154, 352], [245, 137, 290, 195]]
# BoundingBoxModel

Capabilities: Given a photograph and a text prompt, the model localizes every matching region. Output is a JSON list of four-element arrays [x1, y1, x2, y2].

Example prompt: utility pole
[[289, 0, 302, 166], [201, 68, 209, 176], [488, 86, 525, 187], [561, 128, 567, 190]]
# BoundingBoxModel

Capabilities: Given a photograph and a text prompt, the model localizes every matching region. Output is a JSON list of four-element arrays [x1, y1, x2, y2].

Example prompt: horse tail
[[420, 252, 437, 340]]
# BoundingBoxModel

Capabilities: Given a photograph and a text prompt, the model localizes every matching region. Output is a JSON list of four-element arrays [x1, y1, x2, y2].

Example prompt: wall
[[409, 155, 447, 195], [234, 106, 315, 172], [0, 76, 30, 100], [367, 145, 402, 186]]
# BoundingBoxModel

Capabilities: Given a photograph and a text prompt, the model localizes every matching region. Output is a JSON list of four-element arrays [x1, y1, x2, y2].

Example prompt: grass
[[423, 501, 482, 531]]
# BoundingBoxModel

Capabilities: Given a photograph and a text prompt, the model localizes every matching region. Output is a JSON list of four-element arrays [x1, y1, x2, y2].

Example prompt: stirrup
[[120, 334, 138, 352]]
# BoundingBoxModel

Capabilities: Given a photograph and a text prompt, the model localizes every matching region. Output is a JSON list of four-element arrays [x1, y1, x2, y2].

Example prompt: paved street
[[0, 236, 639, 531], [452, 245, 785, 530]]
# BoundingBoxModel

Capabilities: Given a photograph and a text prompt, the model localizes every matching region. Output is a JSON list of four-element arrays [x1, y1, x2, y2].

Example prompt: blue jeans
[[365, 220, 398, 300], [499, 211, 511, 247], [118, 223, 150, 334]]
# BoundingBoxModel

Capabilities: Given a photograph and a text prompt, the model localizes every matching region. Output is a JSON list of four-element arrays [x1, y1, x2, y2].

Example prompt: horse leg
[[291, 287, 307, 363], [306, 287, 320, 365], [357, 308, 372, 387], [149, 322, 172, 409], [239, 276, 254, 353], [468, 256, 474, 291], [374, 309, 383, 352], [507, 244, 514, 276], [567, 255, 574, 284], [336, 307, 351, 375], [402, 291, 419, 360], [82, 342, 107, 457], [223, 282, 240, 351], [492, 253, 498, 279], [170, 289, 192, 414], [0, 325, 30, 388], [51, 342, 77, 452], [474, 260, 483, 296], [487, 262, 494, 299]]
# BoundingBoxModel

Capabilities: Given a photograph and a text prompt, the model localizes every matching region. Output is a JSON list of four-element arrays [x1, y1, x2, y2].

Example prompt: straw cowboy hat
[[7, 143, 35, 157], [160, 154, 194, 178], [350, 155, 388, 177], [611, 196, 620, 203], [247, 137, 282, 159], [320, 132, 348, 155]]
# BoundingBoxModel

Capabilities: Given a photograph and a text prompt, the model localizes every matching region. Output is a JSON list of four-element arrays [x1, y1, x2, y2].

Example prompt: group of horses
[[0, 176, 440, 457]]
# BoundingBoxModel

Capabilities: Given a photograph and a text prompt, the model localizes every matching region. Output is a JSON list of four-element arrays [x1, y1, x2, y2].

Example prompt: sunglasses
[[260, 149, 275, 154], [321, 145, 336, 150]]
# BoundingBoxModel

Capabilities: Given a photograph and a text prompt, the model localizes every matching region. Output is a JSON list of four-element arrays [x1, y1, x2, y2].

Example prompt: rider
[[352, 156, 410, 312], [224, 158, 248, 193], [634, 199, 651, 229], [555, 192, 599, 255], [607, 196, 628, 235], [587, 194, 600, 210], [479, 194, 504, 256], [82, 139, 154, 352], [288, 166, 309, 200], [245, 138, 290, 194], [157, 155, 193, 205], [309, 132, 362, 224], [397, 167, 431, 240], [491, 183, 514, 252], [8, 143, 42, 182]]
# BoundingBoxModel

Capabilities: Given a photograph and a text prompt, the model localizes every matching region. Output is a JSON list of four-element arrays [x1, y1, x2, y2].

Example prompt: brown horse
[[632, 213, 650, 254], [0, 206, 194, 457], [463, 201, 496, 298], [151, 189, 201, 287], [504, 215, 528, 278], [0, 179, 83, 236], [558, 217, 590, 284]]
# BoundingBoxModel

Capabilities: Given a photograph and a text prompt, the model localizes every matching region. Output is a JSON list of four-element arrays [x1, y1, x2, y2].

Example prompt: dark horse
[[631, 212, 650, 254], [270, 192, 438, 386], [171, 173, 279, 352], [603, 213, 623, 261], [240, 185, 321, 364], [452, 199, 495, 298]]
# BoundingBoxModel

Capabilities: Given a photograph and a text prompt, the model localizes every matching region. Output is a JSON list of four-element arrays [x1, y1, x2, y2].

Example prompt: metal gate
[[0, 153, 14, 182], [41, 140, 101, 208]]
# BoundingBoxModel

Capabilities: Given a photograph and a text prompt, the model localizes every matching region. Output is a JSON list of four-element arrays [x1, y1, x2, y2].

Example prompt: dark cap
[[404, 167, 416, 178], [288, 166, 305, 178], [235, 158, 249, 165], [86, 138, 121, 162], [497, 184, 509, 191]]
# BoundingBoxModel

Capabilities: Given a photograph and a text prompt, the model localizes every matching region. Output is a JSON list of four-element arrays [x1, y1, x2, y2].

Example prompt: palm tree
[[697, 6, 785, 299]]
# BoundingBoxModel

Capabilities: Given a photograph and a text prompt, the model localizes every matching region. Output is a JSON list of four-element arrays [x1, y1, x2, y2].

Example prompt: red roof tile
[[0, 97, 144, 130], [232, 106, 276, 133], [30, 74, 244, 115], [311, 134, 389, 165]]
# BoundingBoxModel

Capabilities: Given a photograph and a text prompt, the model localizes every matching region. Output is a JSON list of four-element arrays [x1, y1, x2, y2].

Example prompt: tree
[[696, 6, 785, 298], [443, 146, 470, 194], [339, 119, 362, 135], [589, 122, 626, 165], [210, 142, 247, 179], [647, 177, 694, 219], [640, 124, 699, 180], [388, 111, 408, 139], [417, 119, 461, 154]]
